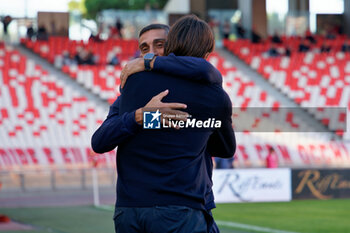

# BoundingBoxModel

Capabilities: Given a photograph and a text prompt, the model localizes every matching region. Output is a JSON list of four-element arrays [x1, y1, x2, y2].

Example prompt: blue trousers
[[113, 205, 213, 233]]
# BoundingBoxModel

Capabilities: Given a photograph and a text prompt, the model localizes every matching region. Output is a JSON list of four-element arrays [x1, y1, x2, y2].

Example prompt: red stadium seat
[[224, 37, 349, 135]]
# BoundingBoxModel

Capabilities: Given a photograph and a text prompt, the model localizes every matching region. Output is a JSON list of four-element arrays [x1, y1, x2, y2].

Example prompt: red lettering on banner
[[339, 143, 350, 159], [298, 145, 311, 164], [0, 149, 12, 167], [15, 148, 29, 165], [309, 145, 321, 164], [60, 148, 71, 164], [276, 145, 291, 163], [254, 144, 265, 160], [329, 143, 343, 160], [27, 148, 39, 164], [237, 145, 249, 161], [71, 148, 83, 163], [319, 144, 331, 164], [43, 147, 55, 165], [85, 148, 109, 166], [8, 149, 20, 165], [86, 148, 95, 164]]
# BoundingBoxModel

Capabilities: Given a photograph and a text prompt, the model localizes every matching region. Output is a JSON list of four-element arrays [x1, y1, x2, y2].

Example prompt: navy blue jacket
[[91, 54, 235, 210], [91, 54, 223, 154], [115, 63, 235, 210]]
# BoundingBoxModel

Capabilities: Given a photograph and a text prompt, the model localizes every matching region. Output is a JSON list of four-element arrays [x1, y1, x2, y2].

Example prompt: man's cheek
[[158, 48, 165, 56]]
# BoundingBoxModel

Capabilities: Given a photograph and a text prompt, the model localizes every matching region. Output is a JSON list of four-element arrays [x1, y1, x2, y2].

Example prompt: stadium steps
[[217, 47, 335, 136], [15, 44, 110, 111]]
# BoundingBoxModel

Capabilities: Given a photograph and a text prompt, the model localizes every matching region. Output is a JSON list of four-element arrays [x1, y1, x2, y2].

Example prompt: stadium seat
[[0, 45, 111, 169], [224, 37, 349, 139]]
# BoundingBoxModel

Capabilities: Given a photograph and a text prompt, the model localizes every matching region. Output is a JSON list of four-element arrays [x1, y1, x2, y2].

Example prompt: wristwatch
[[144, 53, 155, 71]]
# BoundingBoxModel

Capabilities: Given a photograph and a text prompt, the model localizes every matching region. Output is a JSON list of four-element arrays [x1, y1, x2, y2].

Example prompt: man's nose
[[149, 45, 155, 54]]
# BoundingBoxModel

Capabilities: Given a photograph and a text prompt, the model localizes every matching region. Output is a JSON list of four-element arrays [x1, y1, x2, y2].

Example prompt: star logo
[[143, 110, 162, 129], [150, 110, 162, 122]]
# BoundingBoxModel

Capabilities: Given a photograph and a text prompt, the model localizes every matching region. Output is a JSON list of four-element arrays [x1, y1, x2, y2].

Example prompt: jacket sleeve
[[153, 53, 222, 85], [91, 97, 141, 154], [206, 92, 236, 158]]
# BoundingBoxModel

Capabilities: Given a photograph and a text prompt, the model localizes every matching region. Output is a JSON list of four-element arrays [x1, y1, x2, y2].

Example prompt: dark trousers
[[114, 205, 208, 233], [209, 211, 220, 233]]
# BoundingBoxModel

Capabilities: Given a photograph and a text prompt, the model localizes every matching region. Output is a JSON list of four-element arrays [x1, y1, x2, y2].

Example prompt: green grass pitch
[[1, 199, 349, 233]]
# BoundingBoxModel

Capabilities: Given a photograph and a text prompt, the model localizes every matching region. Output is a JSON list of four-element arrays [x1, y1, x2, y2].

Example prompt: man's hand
[[135, 90, 189, 129], [120, 57, 156, 88]]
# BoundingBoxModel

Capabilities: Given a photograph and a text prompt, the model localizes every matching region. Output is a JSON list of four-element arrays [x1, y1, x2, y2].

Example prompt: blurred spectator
[[74, 47, 83, 64], [1, 15, 12, 35], [325, 25, 339, 39], [37, 25, 48, 41], [90, 28, 103, 42], [109, 25, 119, 39], [305, 30, 316, 44], [107, 47, 121, 66], [62, 51, 76, 66], [325, 31, 336, 40], [85, 49, 95, 65], [271, 31, 282, 44], [267, 44, 280, 57], [74, 47, 95, 65], [90, 33, 102, 42], [298, 39, 310, 52], [208, 16, 217, 30], [115, 18, 123, 38], [26, 24, 35, 40], [284, 47, 291, 57], [251, 28, 261, 43], [341, 39, 350, 53], [235, 22, 245, 39], [109, 55, 120, 66], [320, 41, 331, 53], [222, 19, 231, 39], [266, 147, 278, 168]]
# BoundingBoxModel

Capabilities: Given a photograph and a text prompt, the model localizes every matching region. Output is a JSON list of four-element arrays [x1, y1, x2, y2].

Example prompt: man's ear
[[204, 52, 210, 59]]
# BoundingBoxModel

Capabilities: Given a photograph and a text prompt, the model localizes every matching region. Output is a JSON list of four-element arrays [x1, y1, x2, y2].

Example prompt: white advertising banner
[[212, 168, 292, 203]]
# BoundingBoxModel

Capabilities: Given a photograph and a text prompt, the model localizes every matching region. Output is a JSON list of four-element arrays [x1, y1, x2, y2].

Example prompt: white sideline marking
[[216, 220, 299, 233]]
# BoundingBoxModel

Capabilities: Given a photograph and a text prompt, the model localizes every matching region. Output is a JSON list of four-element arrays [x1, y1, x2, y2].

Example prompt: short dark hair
[[164, 15, 214, 58], [139, 24, 170, 37]]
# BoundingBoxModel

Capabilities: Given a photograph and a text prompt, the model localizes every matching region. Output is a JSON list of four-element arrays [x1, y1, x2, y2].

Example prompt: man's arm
[[206, 123, 236, 158], [206, 92, 236, 158], [91, 97, 141, 154], [91, 91, 188, 154], [120, 53, 222, 88], [153, 54, 222, 84]]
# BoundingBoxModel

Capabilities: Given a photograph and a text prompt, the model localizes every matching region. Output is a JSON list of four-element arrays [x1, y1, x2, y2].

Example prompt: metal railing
[[0, 167, 117, 192]]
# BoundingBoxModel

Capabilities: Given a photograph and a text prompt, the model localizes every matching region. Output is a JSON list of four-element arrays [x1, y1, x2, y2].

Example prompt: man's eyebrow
[[139, 42, 149, 49], [153, 38, 166, 43]]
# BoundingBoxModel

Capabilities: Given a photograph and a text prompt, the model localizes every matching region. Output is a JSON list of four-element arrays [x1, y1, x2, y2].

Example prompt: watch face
[[144, 53, 155, 60]]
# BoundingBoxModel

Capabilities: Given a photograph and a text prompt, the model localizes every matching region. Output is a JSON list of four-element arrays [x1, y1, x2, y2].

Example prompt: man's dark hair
[[139, 24, 170, 37], [164, 15, 214, 58]]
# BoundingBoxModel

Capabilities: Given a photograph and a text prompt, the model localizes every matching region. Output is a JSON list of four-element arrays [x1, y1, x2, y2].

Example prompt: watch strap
[[145, 59, 151, 71]]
